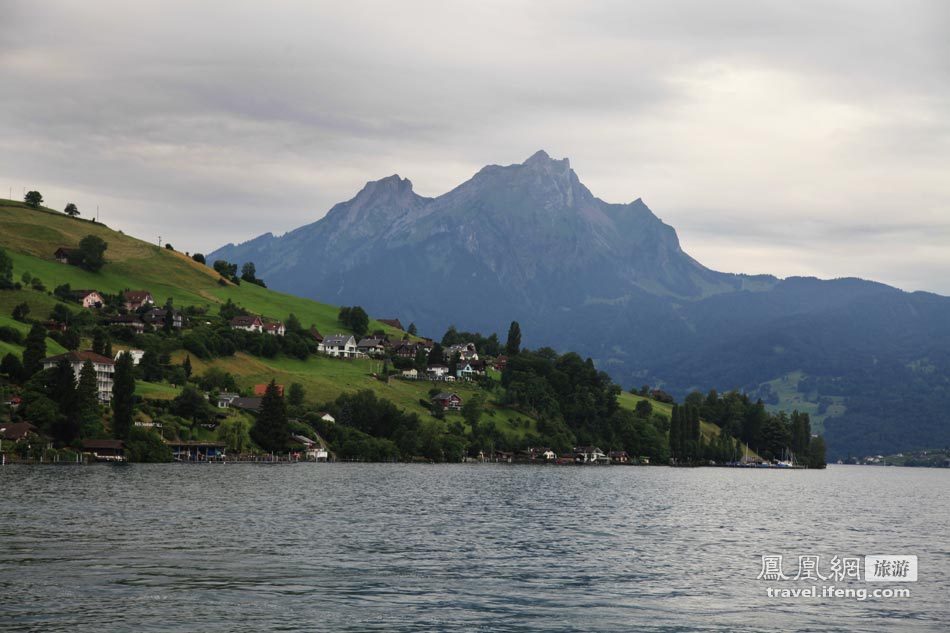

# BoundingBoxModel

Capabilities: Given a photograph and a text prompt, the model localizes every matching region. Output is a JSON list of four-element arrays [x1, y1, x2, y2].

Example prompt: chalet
[[42, 350, 115, 402], [446, 343, 478, 362], [377, 318, 404, 331], [103, 315, 145, 334], [166, 440, 226, 461], [401, 368, 419, 380], [143, 308, 183, 328], [82, 439, 125, 462], [427, 365, 450, 379], [216, 392, 240, 408], [431, 392, 462, 411], [253, 383, 284, 397], [43, 320, 68, 333], [457, 359, 487, 380], [122, 290, 154, 311], [0, 422, 39, 442], [71, 290, 104, 309], [230, 315, 264, 333], [230, 397, 262, 412], [393, 340, 422, 359], [263, 321, 286, 336], [573, 446, 609, 464], [609, 450, 630, 464], [114, 349, 145, 365], [319, 334, 359, 358], [54, 247, 79, 264], [357, 337, 387, 357]]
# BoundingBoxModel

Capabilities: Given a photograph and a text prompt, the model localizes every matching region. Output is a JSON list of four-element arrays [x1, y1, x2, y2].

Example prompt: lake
[[1, 464, 947, 631]]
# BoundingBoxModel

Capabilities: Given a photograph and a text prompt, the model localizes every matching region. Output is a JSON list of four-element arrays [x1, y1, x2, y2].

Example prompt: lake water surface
[[1, 464, 947, 631]]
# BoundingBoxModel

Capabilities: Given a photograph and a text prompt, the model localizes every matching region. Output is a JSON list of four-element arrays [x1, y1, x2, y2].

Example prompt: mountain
[[209, 151, 950, 458]]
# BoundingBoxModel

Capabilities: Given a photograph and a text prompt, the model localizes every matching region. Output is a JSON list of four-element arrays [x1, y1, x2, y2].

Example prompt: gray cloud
[[1, 0, 947, 292]]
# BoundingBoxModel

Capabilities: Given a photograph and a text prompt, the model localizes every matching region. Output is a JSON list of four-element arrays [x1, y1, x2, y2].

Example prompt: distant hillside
[[1, 198, 755, 461], [208, 151, 950, 458]]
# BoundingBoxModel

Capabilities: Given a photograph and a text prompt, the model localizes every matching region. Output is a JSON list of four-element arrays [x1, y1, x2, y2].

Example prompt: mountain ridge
[[208, 152, 950, 459]]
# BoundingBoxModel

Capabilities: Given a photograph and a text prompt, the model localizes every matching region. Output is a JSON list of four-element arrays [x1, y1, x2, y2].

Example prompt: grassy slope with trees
[[0, 198, 817, 465]]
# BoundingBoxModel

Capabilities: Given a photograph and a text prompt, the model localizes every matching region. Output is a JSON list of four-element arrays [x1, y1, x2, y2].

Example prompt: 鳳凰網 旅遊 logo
[[757, 554, 916, 601]]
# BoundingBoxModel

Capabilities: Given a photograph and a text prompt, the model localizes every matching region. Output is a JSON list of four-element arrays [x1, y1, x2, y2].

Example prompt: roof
[[433, 392, 460, 400], [54, 246, 78, 255], [164, 440, 227, 448], [253, 383, 284, 396], [263, 322, 283, 330], [71, 289, 101, 297], [230, 315, 262, 326], [123, 290, 152, 301], [231, 397, 262, 411], [43, 350, 115, 365], [308, 327, 324, 341], [323, 334, 355, 345], [357, 337, 384, 347], [377, 318, 403, 330], [0, 422, 38, 440], [83, 439, 124, 450]]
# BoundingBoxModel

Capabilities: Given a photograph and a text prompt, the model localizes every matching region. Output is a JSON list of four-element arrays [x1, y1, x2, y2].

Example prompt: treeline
[[500, 348, 669, 461]]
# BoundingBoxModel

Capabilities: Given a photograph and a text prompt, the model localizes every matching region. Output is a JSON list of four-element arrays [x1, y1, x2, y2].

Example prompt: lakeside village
[[0, 239, 826, 468]]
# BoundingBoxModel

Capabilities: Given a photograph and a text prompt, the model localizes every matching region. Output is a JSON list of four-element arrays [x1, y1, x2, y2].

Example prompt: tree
[[0, 247, 12, 289], [191, 253, 206, 264], [505, 321, 522, 356], [288, 382, 305, 407], [808, 435, 827, 469], [112, 352, 135, 440], [12, 302, 30, 322], [22, 323, 47, 378], [162, 298, 175, 333], [91, 328, 110, 356], [24, 190, 43, 208], [251, 380, 289, 452], [219, 417, 252, 453], [50, 357, 78, 445], [164, 243, 174, 251], [241, 261, 257, 282], [64, 203, 79, 217], [76, 360, 102, 438], [181, 355, 192, 378], [338, 305, 369, 336], [634, 399, 653, 418], [461, 393, 485, 430], [139, 349, 163, 382], [78, 234, 108, 272], [1, 352, 23, 380], [427, 342, 444, 366], [170, 385, 214, 423], [286, 313, 303, 336], [407, 322, 418, 336]]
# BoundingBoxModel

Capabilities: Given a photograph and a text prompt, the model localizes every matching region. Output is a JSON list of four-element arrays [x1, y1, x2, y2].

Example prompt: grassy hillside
[[0, 199, 536, 443]]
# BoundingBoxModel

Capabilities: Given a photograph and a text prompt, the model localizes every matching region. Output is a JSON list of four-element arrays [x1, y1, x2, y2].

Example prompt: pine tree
[[182, 355, 192, 378], [50, 357, 79, 444], [670, 406, 681, 461], [112, 352, 135, 440], [92, 328, 108, 355], [76, 360, 102, 438], [505, 321, 522, 356], [407, 322, 418, 336], [22, 323, 47, 378], [251, 380, 289, 452]]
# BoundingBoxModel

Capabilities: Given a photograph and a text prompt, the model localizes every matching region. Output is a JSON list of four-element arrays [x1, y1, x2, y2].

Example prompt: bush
[[0, 326, 23, 344], [125, 427, 173, 463]]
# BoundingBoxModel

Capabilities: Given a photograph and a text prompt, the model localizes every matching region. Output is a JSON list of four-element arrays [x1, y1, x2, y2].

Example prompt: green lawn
[[759, 370, 846, 434]]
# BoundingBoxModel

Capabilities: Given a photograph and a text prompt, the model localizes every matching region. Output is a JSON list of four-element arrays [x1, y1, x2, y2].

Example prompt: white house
[[43, 351, 115, 402], [114, 349, 145, 366], [427, 365, 450, 379], [445, 343, 478, 362], [319, 334, 359, 358], [216, 392, 240, 408], [401, 368, 419, 380], [230, 315, 263, 333], [71, 290, 104, 309], [263, 321, 286, 336]]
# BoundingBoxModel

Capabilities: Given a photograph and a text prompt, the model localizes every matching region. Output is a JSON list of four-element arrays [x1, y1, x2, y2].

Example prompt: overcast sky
[[2, 1, 948, 293]]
